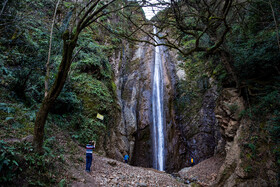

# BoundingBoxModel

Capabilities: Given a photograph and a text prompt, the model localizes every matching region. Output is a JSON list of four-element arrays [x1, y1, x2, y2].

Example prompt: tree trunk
[[33, 31, 78, 153], [33, 98, 53, 152]]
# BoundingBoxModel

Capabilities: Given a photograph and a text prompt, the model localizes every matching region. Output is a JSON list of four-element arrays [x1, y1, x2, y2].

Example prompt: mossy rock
[[125, 58, 140, 72]]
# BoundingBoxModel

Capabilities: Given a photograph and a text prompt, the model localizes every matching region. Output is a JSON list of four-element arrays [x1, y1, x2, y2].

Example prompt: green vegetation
[[0, 0, 146, 184], [0, 0, 124, 185], [224, 1, 280, 183], [0, 0, 279, 185], [0, 139, 59, 186], [172, 0, 279, 184], [0, 140, 20, 183], [175, 52, 210, 122], [0, 0, 122, 140]]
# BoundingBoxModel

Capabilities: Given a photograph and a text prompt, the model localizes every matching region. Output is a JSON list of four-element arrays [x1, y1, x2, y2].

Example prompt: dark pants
[[124, 159, 128, 163], [86, 153, 92, 171]]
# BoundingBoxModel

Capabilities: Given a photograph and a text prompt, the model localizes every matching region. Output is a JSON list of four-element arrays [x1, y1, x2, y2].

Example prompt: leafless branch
[[45, 0, 61, 97], [0, 0, 9, 17]]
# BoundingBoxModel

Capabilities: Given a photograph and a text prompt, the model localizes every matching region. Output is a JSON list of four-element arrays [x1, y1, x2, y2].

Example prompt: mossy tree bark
[[33, 31, 78, 152]]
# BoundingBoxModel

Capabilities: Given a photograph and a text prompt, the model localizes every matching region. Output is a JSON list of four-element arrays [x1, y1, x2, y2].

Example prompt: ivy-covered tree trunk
[[33, 31, 78, 152]]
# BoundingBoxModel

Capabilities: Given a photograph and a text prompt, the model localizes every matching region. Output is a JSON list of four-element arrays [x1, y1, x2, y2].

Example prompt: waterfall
[[152, 26, 165, 171]]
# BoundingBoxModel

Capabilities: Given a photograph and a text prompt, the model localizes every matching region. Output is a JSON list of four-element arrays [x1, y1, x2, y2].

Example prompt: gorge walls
[[99, 38, 154, 167], [214, 88, 278, 186], [99, 34, 222, 172]]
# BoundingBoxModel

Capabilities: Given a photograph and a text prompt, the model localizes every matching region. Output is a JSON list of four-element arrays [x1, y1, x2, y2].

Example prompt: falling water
[[152, 26, 165, 171]]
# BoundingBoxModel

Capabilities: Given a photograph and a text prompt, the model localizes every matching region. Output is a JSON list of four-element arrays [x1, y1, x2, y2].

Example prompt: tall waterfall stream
[[152, 27, 165, 171]]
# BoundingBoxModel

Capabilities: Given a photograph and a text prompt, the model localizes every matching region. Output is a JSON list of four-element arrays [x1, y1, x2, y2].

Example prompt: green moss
[[190, 182, 202, 187], [122, 84, 133, 101], [125, 58, 140, 72], [111, 81, 117, 94]]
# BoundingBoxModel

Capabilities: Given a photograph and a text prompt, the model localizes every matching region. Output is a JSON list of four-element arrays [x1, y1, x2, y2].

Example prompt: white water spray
[[152, 26, 165, 171]]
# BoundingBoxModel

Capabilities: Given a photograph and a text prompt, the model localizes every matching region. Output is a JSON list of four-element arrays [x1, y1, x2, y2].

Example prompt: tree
[[158, 0, 250, 87], [112, 0, 246, 86], [268, 0, 280, 51], [45, 0, 61, 97], [33, 0, 124, 152]]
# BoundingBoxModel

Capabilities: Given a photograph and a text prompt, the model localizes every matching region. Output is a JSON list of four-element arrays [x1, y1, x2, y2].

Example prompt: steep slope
[[2, 123, 187, 186], [40, 124, 187, 186]]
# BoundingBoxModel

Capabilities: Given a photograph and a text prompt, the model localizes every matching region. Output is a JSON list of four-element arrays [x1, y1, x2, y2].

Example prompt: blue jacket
[[124, 155, 129, 160]]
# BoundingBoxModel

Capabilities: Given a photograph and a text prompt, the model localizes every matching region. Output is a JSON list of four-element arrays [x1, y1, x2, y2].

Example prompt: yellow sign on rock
[[97, 113, 104, 120]]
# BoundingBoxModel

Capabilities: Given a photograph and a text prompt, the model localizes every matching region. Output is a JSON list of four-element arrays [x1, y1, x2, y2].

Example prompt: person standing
[[190, 157, 195, 166], [85, 140, 95, 172], [123, 154, 129, 163]]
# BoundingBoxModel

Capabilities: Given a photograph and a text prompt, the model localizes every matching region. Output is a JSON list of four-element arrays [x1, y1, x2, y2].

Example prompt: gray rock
[[137, 182, 147, 187], [21, 135, 33, 143], [107, 160, 117, 167], [178, 167, 192, 179]]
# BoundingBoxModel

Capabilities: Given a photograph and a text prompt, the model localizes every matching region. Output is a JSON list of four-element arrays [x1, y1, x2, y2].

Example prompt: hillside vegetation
[[0, 0, 279, 186]]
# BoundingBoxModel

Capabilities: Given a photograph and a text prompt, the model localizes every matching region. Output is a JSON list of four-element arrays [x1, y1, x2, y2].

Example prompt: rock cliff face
[[172, 51, 222, 170], [100, 38, 187, 170], [175, 85, 222, 169], [214, 88, 277, 186], [100, 36, 222, 172], [100, 39, 154, 167], [98, 33, 278, 185], [98, 38, 161, 167]]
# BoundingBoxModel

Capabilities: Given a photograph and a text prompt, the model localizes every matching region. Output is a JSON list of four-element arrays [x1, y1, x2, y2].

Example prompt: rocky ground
[[51, 126, 224, 187], [69, 146, 225, 187], [70, 148, 186, 187], [4, 125, 224, 186], [47, 126, 187, 187], [178, 155, 225, 186]]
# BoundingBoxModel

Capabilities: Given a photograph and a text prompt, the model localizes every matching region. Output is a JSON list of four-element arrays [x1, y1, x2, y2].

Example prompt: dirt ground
[[51, 128, 186, 187], [178, 155, 225, 186], [51, 125, 225, 187], [70, 149, 187, 187], [4, 124, 224, 187]]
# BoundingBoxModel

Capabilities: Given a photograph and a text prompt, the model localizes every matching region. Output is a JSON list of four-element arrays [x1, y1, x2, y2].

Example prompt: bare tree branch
[[45, 0, 61, 97], [0, 0, 9, 17], [268, 0, 280, 51]]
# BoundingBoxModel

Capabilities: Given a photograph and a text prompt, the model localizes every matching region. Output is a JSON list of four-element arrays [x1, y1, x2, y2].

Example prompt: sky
[[141, 0, 168, 20]]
